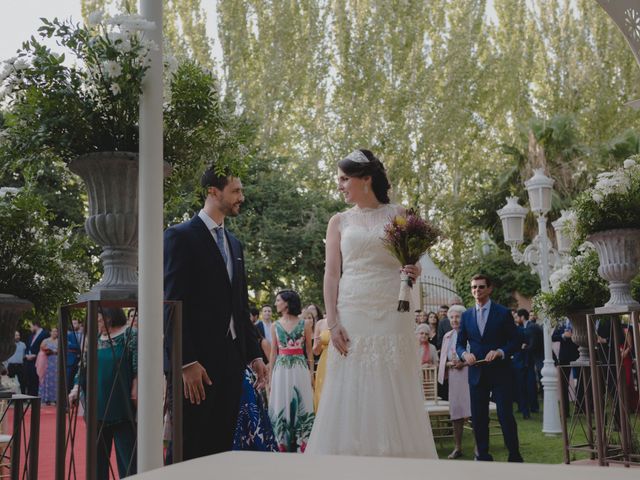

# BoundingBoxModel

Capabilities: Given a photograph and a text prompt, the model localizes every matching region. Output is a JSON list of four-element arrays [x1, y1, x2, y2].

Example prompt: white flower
[[5, 57, 17, 65], [108, 14, 156, 32], [592, 192, 603, 203], [87, 10, 104, 26], [0, 187, 20, 197], [624, 158, 637, 169], [549, 263, 573, 292], [165, 54, 178, 74], [103, 60, 122, 78], [13, 58, 29, 71], [114, 39, 132, 53], [110, 83, 121, 95]]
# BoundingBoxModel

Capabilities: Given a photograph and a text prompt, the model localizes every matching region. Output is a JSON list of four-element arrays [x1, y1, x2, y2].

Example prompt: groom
[[164, 168, 267, 460], [456, 274, 523, 462]]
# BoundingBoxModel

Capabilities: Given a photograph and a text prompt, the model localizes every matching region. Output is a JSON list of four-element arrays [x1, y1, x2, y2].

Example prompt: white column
[[138, 0, 164, 472], [536, 215, 562, 435]]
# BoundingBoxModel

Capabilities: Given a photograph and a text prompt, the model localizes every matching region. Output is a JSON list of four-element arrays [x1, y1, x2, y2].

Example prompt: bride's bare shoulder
[[389, 203, 406, 215]]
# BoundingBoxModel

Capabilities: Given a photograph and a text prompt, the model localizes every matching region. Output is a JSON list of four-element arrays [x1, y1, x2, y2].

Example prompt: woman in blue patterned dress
[[233, 323, 278, 451]]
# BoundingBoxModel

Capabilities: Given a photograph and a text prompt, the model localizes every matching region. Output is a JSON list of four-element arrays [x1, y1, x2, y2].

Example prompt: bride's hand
[[402, 264, 421, 282], [330, 323, 350, 356]]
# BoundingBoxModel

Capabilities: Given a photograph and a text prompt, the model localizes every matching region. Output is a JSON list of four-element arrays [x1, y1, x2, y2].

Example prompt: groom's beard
[[221, 200, 242, 217]]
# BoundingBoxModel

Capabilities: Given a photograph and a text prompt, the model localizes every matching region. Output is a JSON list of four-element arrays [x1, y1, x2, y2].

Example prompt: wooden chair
[[421, 365, 438, 402]]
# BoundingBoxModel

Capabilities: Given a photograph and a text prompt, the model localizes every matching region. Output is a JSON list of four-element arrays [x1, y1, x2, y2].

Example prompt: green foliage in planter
[[0, 16, 247, 180], [0, 188, 90, 324], [573, 158, 640, 237], [532, 249, 609, 325], [452, 248, 539, 308]]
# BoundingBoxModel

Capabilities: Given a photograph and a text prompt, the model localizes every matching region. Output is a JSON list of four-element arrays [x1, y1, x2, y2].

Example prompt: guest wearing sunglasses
[[456, 274, 523, 462]]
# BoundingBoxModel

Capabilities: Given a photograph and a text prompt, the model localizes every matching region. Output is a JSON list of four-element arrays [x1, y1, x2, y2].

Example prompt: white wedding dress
[[306, 204, 438, 458]]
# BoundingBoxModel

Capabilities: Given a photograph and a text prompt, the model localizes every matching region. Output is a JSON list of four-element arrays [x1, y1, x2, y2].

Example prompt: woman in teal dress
[[70, 308, 137, 479]]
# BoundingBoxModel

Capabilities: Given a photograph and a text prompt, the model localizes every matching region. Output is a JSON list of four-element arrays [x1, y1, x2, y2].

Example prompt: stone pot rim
[[72, 151, 138, 161], [564, 308, 595, 317], [0, 293, 34, 311], [587, 227, 640, 239], [70, 151, 172, 176]]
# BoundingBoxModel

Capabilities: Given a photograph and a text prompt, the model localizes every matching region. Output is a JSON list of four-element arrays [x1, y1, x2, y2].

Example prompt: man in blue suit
[[24, 321, 49, 397], [164, 168, 267, 460], [456, 274, 523, 462]]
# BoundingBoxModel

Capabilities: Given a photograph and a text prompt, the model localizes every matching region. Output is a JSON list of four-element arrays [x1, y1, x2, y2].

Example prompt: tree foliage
[[227, 156, 344, 305], [452, 248, 540, 308]]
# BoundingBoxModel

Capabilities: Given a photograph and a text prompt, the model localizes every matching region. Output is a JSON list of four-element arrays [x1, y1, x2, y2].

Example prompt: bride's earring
[[364, 185, 369, 194]]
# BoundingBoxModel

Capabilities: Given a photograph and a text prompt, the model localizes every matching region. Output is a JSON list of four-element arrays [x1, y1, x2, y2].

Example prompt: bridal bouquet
[[382, 209, 441, 311]]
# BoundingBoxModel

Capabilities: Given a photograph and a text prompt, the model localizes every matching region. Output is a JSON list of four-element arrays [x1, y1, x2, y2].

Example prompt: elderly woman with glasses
[[416, 324, 438, 366], [437, 304, 473, 459]]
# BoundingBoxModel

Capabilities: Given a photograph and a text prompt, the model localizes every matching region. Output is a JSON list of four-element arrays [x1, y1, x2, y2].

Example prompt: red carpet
[[6, 405, 118, 479]]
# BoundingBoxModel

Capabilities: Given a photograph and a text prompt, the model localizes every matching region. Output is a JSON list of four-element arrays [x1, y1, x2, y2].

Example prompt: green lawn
[[434, 403, 592, 464]]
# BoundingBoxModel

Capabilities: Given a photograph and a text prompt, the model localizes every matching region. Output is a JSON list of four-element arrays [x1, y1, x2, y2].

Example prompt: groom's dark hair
[[201, 167, 231, 191]]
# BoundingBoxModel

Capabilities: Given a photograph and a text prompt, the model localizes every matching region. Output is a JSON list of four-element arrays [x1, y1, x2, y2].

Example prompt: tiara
[[345, 150, 370, 164]]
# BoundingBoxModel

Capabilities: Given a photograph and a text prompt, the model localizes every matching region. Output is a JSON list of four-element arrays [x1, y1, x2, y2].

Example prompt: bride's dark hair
[[337, 149, 391, 204]]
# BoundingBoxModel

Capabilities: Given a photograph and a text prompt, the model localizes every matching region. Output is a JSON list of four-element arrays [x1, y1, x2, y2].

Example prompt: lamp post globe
[[552, 210, 575, 255], [525, 168, 554, 216], [498, 196, 527, 261]]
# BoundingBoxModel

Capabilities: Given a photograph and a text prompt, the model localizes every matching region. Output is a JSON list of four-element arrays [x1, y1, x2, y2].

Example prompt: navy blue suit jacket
[[26, 329, 49, 359], [164, 215, 262, 383], [456, 301, 521, 386]]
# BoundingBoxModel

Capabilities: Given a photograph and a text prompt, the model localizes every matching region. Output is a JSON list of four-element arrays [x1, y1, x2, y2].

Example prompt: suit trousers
[[470, 373, 521, 461], [182, 337, 244, 460], [24, 360, 39, 397], [7, 364, 26, 394]]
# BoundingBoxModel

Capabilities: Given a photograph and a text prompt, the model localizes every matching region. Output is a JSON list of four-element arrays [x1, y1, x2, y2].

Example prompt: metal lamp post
[[497, 168, 562, 435]]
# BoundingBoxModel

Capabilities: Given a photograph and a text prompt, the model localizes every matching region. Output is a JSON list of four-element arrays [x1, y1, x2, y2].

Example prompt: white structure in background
[[497, 168, 569, 436], [417, 254, 458, 312], [138, 0, 164, 473]]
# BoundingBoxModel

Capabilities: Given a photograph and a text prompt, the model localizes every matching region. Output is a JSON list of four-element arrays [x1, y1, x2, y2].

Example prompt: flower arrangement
[[532, 246, 609, 325], [0, 13, 249, 180], [381, 208, 441, 311], [573, 157, 640, 237], [0, 14, 156, 159]]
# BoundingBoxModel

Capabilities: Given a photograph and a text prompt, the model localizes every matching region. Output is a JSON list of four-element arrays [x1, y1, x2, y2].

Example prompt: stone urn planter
[[588, 228, 640, 308], [0, 294, 33, 398], [565, 309, 594, 366], [69, 152, 170, 300]]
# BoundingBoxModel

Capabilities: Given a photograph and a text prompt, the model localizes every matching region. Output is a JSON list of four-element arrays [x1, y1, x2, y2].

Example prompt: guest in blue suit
[[456, 274, 523, 462]]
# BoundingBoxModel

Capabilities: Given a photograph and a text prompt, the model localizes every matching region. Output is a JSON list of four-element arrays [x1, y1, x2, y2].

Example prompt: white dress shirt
[[198, 209, 236, 339]]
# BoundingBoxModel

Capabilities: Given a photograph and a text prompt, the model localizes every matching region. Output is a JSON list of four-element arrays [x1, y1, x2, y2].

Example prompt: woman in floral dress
[[268, 290, 315, 452]]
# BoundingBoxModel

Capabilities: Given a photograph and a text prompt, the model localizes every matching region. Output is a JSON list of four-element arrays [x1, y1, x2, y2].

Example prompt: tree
[[227, 156, 344, 305], [452, 248, 539, 308]]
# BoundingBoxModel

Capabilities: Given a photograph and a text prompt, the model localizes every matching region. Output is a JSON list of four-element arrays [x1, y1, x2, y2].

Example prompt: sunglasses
[[471, 285, 487, 290]]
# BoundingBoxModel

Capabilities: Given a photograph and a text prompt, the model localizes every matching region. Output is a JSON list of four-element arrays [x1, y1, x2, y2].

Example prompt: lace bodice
[[337, 204, 402, 316]]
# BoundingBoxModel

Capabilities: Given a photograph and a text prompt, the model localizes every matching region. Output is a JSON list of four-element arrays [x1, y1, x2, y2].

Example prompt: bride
[[306, 149, 438, 458]]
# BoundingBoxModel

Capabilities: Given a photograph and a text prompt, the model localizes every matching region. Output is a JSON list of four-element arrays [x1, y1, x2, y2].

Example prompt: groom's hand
[[250, 358, 268, 390], [182, 362, 212, 405]]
